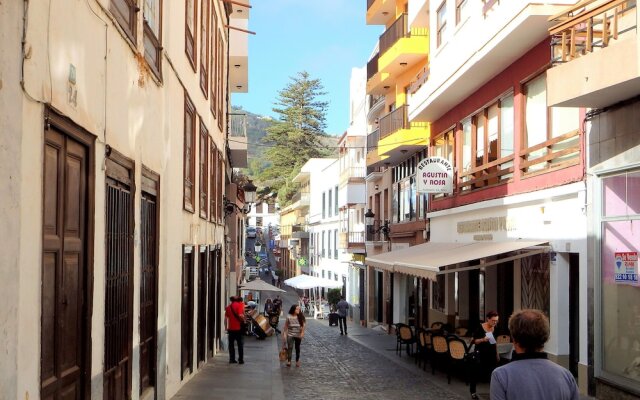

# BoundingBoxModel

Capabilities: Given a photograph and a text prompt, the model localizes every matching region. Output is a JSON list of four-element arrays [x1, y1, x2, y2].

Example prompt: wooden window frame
[[436, 1, 447, 47], [217, 29, 224, 131], [209, 141, 218, 222], [185, 0, 198, 71], [210, 7, 218, 118], [111, 0, 139, 44], [184, 94, 196, 213], [456, 0, 467, 25], [200, 0, 210, 98], [217, 151, 223, 223], [143, 0, 163, 79], [199, 122, 209, 220]]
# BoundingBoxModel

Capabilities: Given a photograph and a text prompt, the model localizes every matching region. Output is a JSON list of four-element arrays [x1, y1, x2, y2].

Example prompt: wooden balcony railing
[[379, 105, 408, 140], [457, 154, 515, 192], [550, 0, 636, 65], [380, 13, 408, 55], [520, 129, 581, 174], [367, 129, 380, 153], [367, 52, 379, 81]]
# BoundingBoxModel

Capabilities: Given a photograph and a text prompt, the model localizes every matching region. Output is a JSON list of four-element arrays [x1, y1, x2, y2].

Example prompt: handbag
[[279, 347, 288, 362]]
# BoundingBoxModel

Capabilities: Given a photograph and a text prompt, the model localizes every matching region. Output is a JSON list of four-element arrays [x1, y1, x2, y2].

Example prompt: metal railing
[[367, 129, 380, 153], [367, 52, 379, 81], [549, 0, 636, 65], [380, 13, 408, 55], [379, 105, 408, 140], [366, 220, 388, 242], [229, 113, 247, 137], [367, 0, 376, 11]]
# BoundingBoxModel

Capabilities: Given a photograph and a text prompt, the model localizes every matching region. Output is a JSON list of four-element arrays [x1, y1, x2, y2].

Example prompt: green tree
[[260, 71, 331, 205]]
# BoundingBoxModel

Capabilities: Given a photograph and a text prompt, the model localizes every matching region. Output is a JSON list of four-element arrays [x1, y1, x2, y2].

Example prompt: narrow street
[[172, 288, 475, 400]]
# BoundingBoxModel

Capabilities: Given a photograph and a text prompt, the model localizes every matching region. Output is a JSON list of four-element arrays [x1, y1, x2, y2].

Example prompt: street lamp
[[224, 180, 258, 216], [364, 208, 390, 241]]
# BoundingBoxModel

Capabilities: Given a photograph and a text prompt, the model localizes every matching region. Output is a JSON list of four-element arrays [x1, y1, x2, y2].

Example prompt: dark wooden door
[[181, 248, 194, 378], [215, 249, 222, 340], [197, 249, 207, 365], [496, 261, 514, 335], [207, 249, 216, 357], [140, 183, 158, 394], [41, 126, 91, 400], [104, 169, 134, 400]]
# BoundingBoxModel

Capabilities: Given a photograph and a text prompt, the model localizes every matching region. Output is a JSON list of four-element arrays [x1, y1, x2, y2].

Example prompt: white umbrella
[[239, 278, 285, 292], [284, 274, 343, 289]]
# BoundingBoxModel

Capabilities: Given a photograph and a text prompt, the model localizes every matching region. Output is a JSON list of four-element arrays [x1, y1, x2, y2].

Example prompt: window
[[328, 189, 333, 217], [600, 171, 640, 388], [217, 29, 224, 130], [200, 0, 209, 97], [183, 94, 196, 213], [217, 150, 223, 222], [210, 7, 218, 118], [322, 193, 326, 219], [437, 1, 448, 47], [322, 231, 325, 258], [334, 229, 338, 259], [432, 275, 445, 312], [143, 0, 162, 78], [185, 0, 197, 70], [335, 185, 339, 215], [111, 0, 138, 43], [209, 142, 218, 222], [199, 122, 208, 219], [328, 231, 332, 258], [524, 74, 579, 172], [456, 0, 469, 25]]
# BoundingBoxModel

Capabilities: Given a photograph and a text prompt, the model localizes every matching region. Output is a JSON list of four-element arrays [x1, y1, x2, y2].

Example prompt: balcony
[[410, 1, 576, 122], [229, 8, 249, 93], [547, 0, 639, 107], [291, 224, 309, 239], [228, 113, 248, 168], [378, 14, 429, 78], [366, 52, 388, 95], [365, 220, 388, 242], [290, 191, 310, 208], [368, 105, 429, 167], [366, 0, 395, 25], [339, 165, 366, 184], [339, 231, 366, 252]]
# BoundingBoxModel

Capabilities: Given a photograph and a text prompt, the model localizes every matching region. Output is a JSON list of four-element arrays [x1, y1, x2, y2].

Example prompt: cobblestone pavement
[[279, 299, 465, 400]]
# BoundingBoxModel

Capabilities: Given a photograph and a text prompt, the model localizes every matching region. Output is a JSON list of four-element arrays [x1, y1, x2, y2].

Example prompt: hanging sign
[[416, 157, 453, 194], [614, 251, 638, 284]]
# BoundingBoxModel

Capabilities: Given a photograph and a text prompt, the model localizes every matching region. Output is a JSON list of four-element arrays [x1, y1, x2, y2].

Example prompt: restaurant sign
[[416, 157, 453, 194]]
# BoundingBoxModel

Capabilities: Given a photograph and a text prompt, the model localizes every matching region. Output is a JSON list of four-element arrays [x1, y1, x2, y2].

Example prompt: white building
[[0, 1, 249, 399]]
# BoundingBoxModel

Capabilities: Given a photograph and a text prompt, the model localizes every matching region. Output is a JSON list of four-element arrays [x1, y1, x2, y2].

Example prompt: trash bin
[[328, 312, 339, 327]]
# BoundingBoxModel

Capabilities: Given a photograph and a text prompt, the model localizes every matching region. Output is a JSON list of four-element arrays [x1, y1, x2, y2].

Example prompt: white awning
[[366, 240, 549, 280]]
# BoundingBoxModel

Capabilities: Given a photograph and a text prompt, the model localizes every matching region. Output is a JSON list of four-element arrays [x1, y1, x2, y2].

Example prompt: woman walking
[[469, 311, 501, 399], [283, 304, 305, 367]]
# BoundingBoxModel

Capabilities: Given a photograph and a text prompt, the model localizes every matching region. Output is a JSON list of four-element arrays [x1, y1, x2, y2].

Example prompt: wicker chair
[[455, 327, 469, 337], [415, 328, 432, 370], [431, 334, 449, 375], [447, 335, 470, 384], [496, 334, 511, 344], [396, 323, 416, 357]]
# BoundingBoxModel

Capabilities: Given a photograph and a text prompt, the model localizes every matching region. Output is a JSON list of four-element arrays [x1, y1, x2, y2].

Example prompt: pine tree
[[260, 71, 331, 204]]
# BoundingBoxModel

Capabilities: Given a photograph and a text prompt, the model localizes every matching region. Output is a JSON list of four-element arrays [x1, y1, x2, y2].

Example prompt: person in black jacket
[[469, 311, 500, 399]]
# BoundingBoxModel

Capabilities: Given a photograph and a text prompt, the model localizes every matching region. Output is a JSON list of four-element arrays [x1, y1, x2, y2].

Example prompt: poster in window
[[614, 251, 638, 285]]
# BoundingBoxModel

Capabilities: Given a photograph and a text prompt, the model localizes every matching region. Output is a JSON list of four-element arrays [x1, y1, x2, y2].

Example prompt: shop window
[[524, 73, 580, 173], [111, 0, 137, 44], [600, 171, 640, 387], [185, 0, 197, 71]]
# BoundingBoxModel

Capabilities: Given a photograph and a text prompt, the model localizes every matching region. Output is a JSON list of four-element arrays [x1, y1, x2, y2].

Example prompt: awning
[[366, 240, 549, 280]]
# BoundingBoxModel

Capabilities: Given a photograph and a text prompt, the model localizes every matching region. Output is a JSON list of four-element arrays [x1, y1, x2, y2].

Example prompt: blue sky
[[232, 0, 382, 136]]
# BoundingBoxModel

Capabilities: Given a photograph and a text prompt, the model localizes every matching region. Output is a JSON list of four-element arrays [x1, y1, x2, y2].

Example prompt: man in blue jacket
[[490, 309, 579, 400]]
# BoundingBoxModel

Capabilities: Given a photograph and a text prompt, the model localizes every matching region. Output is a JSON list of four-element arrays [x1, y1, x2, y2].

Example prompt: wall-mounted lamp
[[234, 64, 241, 68], [224, 180, 257, 216], [236, 85, 243, 89], [365, 209, 390, 241]]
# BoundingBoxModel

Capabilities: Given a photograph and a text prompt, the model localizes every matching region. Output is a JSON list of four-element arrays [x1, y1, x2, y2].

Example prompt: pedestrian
[[469, 311, 500, 399], [282, 304, 306, 367], [336, 296, 349, 335], [490, 309, 579, 400], [273, 295, 282, 315], [224, 296, 245, 364], [264, 298, 274, 316]]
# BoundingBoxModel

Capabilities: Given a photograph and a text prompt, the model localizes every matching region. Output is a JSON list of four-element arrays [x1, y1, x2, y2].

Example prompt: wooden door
[[181, 247, 195, 378], [104, 154, 134, 400], [139, 170, 159, 395], [215, 249, 222, 341], [197, 249, 207, 365], [207, 249, 216, 357], [41, 122, 92, 400]]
